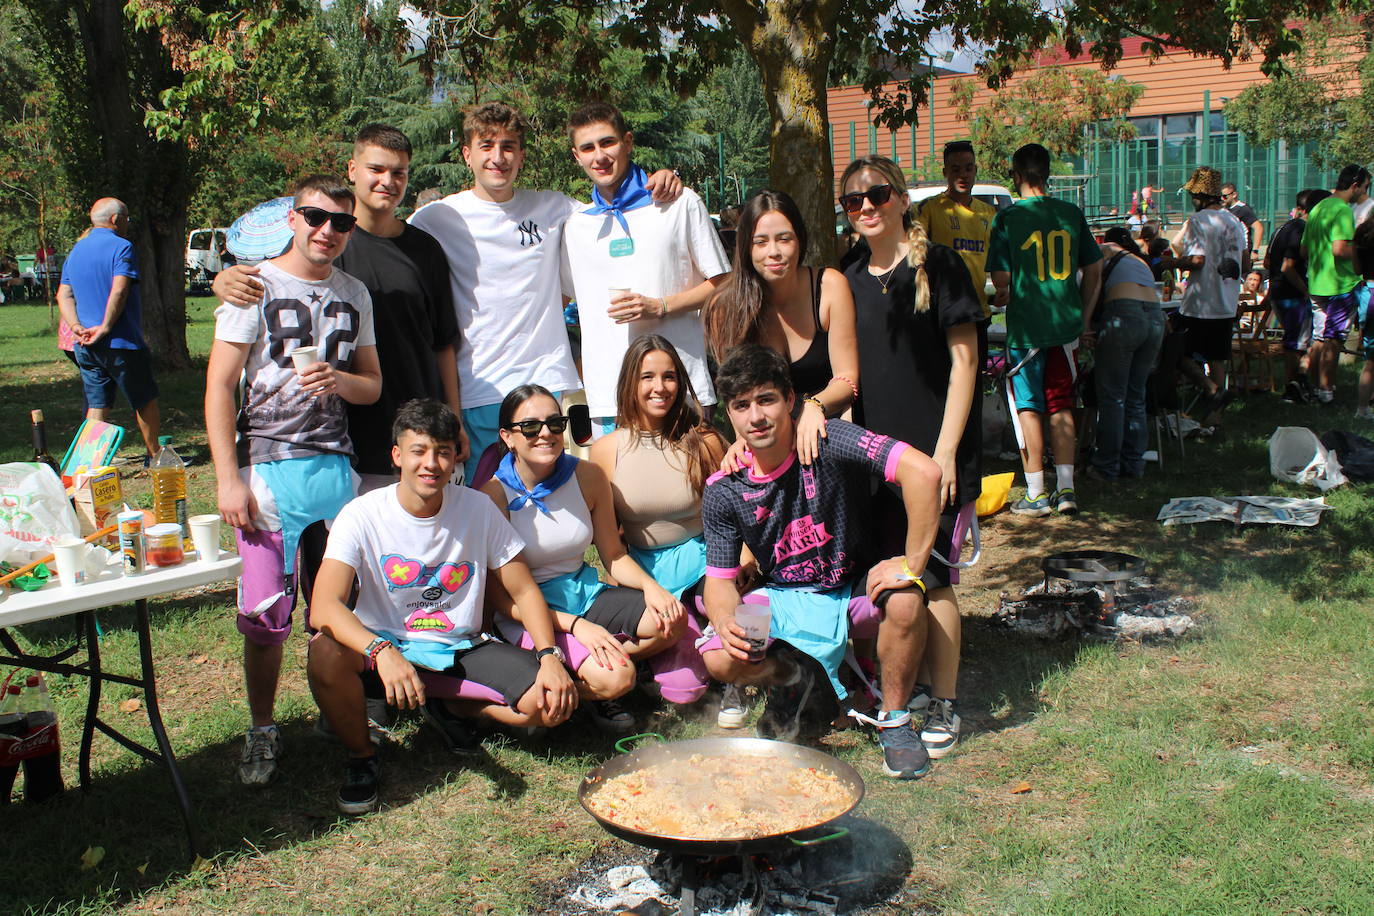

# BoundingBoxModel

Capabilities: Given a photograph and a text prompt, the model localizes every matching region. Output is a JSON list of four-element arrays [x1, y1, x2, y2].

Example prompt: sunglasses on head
[[294, 206, 357, 233], [839, 184, 894, 213], [507, 415, 569, 438]]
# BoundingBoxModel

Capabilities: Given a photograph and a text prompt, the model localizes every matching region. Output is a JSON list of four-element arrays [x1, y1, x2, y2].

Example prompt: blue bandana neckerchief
[[582, 163, 653, 237], [496, 452, 578, 516]]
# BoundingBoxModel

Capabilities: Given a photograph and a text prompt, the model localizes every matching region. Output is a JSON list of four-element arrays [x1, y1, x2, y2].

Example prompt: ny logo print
[[517, 220, 542, 246]]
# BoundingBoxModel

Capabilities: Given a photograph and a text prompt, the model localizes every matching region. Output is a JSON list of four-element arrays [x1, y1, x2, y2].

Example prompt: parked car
[[185, 227, 230, 293]]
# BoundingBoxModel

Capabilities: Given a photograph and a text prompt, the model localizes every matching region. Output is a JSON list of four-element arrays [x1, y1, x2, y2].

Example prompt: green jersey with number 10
[[988, 196, 1102, 349]]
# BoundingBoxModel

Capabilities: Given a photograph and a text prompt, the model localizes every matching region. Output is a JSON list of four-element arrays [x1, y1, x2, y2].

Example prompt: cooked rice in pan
[[584, 753, 854, 840]]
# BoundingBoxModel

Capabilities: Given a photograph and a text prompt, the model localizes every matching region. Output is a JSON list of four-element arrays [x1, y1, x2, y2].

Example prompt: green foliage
[[699, 49, 771, 203], [948, 66, 1144, 174], [1224, 20, 1374, 168]]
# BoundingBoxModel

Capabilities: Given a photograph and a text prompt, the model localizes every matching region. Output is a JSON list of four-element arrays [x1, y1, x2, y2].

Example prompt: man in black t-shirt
[[213, 125, 465, 488], [700, 345, 943, 779], [1266, 188, 1330, 401], [1222, 182, 1264, 257]]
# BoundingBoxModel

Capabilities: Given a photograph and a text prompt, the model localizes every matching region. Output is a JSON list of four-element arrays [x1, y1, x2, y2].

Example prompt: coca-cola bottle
[[20, 674, 63, 803], [0, 684, 24, 804]]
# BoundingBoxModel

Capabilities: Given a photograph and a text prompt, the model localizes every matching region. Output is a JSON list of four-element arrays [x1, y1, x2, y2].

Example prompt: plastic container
[[19, 675, 63, 803], [151, 436, 190, 550], [0, 684, 24, 804], [117, 507, 145, 576], [145, 523, 185, 567]]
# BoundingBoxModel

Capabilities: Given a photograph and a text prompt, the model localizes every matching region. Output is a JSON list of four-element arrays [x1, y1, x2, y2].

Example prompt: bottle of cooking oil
[[150, 435, 189, 550]]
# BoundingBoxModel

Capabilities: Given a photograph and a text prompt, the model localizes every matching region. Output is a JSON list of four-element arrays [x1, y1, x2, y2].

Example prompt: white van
[[185, 227, 230, 293], [907, 182, 1016, 212]]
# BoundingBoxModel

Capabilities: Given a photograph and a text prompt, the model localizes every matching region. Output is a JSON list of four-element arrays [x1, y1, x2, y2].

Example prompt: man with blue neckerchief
[[560, 101, 730, 439]]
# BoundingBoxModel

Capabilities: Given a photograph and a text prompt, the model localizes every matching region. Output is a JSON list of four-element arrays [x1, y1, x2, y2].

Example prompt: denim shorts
[[73, 343, 159, 410]]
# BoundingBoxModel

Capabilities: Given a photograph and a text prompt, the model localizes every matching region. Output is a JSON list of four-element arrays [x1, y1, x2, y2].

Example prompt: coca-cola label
[[0, 722, 59, 766]]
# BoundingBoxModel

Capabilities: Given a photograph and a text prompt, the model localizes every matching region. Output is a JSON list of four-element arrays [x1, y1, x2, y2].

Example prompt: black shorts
[[582, 586, 648, 636], [872, 487, 972, 590], [1178, 314, 1234, 363], [361, 639, 541, 708]]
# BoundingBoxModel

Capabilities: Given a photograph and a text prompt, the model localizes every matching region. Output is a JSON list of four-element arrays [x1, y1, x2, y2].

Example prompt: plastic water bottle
[[19, 675, 63, 803], [0, 684, 24, 804], [151, 435, 190, 550]]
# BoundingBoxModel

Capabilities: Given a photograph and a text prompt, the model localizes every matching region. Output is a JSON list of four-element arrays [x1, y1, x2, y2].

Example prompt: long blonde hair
[[839, 156, 931, 313]]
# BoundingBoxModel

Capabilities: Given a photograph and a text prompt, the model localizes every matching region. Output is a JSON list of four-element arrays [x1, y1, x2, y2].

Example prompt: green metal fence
[[1073, 128, 1337, 236]]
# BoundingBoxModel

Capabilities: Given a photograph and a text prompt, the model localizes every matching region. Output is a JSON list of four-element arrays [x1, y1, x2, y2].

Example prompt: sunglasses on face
[[507, 415, 569, 438], [294, 206, 357, 233], [839, 184, 894, 213]]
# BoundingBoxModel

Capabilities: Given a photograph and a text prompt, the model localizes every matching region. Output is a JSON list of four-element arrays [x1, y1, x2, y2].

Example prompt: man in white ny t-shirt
[[560, 101, 731, 435], [308, 399, 576, 814], [409, 102, 682, 480], [205, 175, 383, 789]]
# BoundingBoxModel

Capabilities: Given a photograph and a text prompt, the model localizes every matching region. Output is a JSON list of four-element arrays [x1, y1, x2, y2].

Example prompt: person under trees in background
[[56, 197, 162, 459], [1156, 167, 1248, 423], [1301, 165, 1369, 408], [989, 143, 1102, 517], [1222, 182, 1265, 260], [204, 175, 382, 790], [560, 100, 727, 441], [410, 102, 683, 482], [212, 125, 464, 493], [1266, 189, 1329, 403]]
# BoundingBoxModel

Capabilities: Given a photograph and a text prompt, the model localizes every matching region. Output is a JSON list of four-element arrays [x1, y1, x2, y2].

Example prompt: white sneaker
[[920, 698, 961, 759], [238, 725, 282, 787]]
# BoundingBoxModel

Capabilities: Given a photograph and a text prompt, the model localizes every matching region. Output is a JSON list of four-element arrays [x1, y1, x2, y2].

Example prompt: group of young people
[[203, 97, 1134, 816]]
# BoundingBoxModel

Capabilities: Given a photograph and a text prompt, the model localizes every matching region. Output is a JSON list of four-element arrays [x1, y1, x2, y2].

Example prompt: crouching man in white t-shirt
[[307, 399, 577, 815]]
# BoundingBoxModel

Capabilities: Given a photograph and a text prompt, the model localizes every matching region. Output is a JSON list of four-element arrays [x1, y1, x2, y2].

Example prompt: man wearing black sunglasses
[[206, 173, 383, 790], [213, 125, 465, 495]]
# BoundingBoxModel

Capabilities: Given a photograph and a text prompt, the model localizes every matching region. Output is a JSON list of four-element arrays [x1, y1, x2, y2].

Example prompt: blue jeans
[[1093, 300, 1166, 478]]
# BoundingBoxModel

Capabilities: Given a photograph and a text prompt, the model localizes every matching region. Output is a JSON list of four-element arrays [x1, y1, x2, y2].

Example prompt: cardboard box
[[71, 465, 121, 545]]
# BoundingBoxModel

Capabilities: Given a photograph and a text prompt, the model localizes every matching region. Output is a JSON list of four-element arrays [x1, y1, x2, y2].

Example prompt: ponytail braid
[[904, 213, 932, 314]]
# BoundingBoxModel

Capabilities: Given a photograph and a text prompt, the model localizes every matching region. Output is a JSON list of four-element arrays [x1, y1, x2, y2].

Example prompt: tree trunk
[[62, 0, 193, 368], [729, 1, 841, 267]]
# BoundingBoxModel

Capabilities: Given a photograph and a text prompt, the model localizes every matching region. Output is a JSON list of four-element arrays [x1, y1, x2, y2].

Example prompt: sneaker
[[906, 683, 932, 716], [1283, 380, 1309, 404], [921, 698, 961, 759], [876, 711, 931, 779], [1052, 488, 1078, 515], [1010, 494, 1053, 517], [421, 698, 482, 755], [588, 698, 636, 735], [1315, 387, 1335, 405], [717, 683, 748, 729], [336, 755, 380, 816], [238, 725, 282, 787]]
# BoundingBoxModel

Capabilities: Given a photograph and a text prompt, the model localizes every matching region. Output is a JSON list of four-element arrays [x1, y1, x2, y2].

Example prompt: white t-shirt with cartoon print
[[324, 484, 524, 647]]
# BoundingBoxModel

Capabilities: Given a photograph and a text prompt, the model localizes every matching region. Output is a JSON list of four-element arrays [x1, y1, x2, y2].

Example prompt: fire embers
[[995, 576, 1198, 640]]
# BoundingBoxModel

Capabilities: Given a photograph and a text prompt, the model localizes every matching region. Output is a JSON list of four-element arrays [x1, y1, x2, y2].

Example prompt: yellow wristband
[[804, 396, 826, 414], [899, 558, 927, 593]]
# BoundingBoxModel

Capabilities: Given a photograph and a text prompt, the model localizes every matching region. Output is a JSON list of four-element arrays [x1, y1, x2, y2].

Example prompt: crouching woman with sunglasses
[[479, 384, 694, 733]]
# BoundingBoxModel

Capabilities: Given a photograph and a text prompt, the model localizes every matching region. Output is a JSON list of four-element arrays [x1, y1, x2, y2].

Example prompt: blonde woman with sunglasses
[[838, 155, 983, 760]]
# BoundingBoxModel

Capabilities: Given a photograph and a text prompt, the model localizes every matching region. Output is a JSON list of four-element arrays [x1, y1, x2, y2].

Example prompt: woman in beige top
[[590, 334, 728, 709]]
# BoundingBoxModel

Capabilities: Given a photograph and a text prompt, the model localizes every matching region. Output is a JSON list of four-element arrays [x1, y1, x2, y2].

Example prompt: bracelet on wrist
[[804, 395, 826, 415], [570, 616, 581, 637], [899, 558, 927, 593], [830, 375, 859, 400]]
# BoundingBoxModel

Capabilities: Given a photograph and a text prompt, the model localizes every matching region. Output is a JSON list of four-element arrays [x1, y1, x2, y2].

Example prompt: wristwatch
[[534, 646, 567, 664]]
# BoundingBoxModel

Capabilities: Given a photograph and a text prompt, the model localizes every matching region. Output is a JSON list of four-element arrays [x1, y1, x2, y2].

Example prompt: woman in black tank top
[[703, 189, 860, 464]]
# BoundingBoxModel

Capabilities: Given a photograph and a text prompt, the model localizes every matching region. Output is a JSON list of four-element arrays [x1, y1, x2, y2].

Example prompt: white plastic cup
[[607, 286, 630, 303], [290, 345, 319, 375], [52, 536, 88, 588], [189, 514, 222, 562], [734, 604, 772, 663]]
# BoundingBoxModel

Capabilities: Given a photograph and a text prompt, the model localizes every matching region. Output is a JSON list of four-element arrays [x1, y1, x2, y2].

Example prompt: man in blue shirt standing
[[57, 197, 161, 458]]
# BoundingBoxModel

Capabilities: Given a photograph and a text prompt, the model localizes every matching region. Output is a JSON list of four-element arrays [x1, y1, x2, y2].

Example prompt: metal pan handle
[[789, 826, 849, 847], [613, 732, 665, 754]]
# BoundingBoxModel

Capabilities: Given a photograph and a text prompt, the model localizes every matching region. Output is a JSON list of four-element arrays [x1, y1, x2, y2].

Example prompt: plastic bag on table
[[0, 462, 80, 565]]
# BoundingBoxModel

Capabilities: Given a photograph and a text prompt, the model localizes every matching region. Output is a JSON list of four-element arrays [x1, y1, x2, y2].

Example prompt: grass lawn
[[2, 301, 1374, 914]]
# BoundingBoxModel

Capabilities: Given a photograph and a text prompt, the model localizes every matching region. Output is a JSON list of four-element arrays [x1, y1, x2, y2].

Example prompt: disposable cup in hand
[[734, 604, 771, 663], [189, 514, 222, 562], [53, 536, 88, 588], [290, 345, 319, 374], [607, 286, 630, 303]]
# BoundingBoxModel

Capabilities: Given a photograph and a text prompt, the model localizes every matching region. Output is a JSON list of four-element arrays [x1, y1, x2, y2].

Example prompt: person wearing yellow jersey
[[916, 141, 996, 318]]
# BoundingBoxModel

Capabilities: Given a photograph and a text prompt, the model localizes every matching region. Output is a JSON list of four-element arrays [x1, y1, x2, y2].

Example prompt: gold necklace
[[870, 246, 908, 294]]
